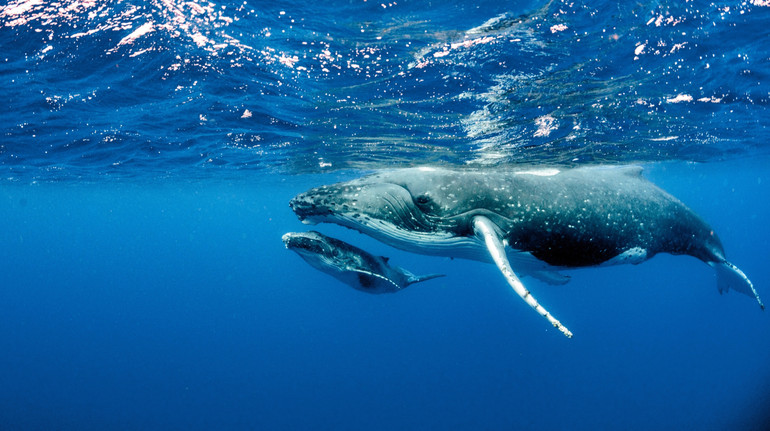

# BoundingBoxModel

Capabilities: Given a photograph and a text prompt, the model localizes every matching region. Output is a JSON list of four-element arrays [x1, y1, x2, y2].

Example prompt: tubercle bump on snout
[[289, 192, 337, 223]]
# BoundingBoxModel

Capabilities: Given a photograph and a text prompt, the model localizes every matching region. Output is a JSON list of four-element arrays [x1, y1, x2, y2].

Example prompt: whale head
[[289, 168, 490, 257], [282, 231, 336, 258], [282, 230, 352, 276]]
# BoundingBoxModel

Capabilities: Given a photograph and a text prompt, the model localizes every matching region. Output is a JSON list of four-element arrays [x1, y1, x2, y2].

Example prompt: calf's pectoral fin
[[710, 261, 764, 310], [402, 270, 445, 286], [472, 215, 573, 338]]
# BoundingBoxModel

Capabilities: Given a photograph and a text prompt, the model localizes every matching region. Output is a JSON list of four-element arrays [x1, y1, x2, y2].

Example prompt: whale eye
[[415, 194, 432, 206]]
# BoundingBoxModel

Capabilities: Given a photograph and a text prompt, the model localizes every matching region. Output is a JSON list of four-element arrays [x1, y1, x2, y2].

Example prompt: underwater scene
[[1, 0, 770, 429]]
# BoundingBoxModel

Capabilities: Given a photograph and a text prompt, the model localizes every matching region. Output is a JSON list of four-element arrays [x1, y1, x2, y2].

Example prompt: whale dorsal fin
[[620, 166, 643, 176], [607, 165, 643, 177], [583, 165, 643, 177], [472, 215, 573, 338]]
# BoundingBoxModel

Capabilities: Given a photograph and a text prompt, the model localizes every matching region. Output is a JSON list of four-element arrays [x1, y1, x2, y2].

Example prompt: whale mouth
[[289, 194, 329, 224], [282, 231, 331, 255], [282, 232, 308, 250]]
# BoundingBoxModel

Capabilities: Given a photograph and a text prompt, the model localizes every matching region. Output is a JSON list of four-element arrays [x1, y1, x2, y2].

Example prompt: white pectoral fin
[[711, 261, 764, 310], [472, 216, 573, 338], [405, 272, 445, 286]]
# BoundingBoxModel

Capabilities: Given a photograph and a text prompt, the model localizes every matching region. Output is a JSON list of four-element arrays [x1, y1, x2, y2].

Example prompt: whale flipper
[[402, 270, 445, 286], [472, 215, 573, 338], [529, 270, 571, 285], [504, 249, 572, 285], [711, 261, 764, 310]]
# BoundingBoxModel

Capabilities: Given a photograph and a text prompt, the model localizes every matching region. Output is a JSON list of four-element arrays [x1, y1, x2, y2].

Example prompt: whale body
[[283, 230, 443, 294], [289, 166, 763, 337]]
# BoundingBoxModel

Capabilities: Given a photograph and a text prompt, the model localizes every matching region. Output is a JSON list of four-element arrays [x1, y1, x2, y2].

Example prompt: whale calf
[[289, 166, 764, 337], [282, 230, 444, 294]]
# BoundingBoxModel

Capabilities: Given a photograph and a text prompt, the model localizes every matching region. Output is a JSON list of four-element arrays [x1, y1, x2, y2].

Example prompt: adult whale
[[289, 166, 764, 337]]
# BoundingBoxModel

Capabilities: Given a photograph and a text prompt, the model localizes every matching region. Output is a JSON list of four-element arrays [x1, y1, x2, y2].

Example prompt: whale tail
[[710, 261, 764, 310]]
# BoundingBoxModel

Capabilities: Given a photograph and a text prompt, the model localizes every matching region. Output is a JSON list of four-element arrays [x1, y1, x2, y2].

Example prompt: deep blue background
[[2, 0, 770, 429], [1, 160, 769, 430]]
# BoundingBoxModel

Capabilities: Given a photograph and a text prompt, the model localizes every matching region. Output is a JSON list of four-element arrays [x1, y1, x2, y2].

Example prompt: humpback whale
[[289, 166, 763, 337], [282, 230, 444, 294]]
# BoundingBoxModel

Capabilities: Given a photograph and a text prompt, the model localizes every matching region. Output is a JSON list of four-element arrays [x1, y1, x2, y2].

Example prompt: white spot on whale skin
[[602, 247, 648, 266], [515, 168, 560, 177], [417, 166, 438, 172]]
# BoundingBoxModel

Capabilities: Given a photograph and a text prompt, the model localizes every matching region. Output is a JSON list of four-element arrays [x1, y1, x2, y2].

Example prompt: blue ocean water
[[1, 0, 769, 430]]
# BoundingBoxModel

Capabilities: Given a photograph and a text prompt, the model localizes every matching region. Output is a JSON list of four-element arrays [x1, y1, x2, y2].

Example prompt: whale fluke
[[711, 261, 764, 310]]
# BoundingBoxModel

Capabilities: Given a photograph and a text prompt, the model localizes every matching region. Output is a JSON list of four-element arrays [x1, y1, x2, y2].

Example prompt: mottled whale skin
[[289, 166, 763, 337], [282, 231, 443, 294]]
